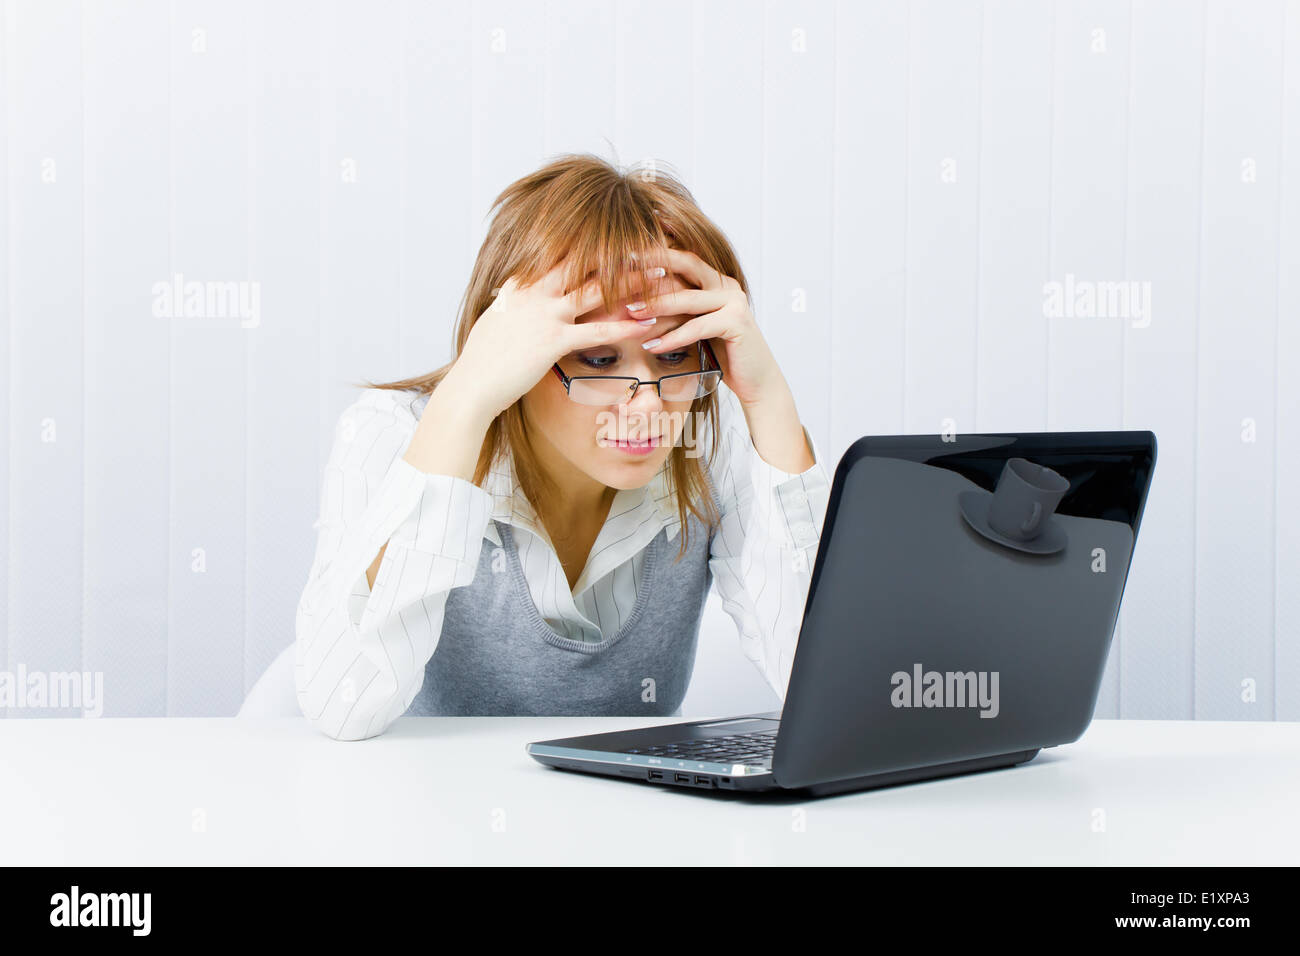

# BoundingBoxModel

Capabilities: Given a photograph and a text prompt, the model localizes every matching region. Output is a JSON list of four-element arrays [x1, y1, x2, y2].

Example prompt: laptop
[[526, 429, 1157, 797]]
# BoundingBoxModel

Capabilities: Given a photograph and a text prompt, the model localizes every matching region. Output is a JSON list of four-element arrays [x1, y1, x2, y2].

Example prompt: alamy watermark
[[152, 272, 261, 328], [596, 407, 709, 458], [890, 662, 1000, 718], [0, 665, 104, 716], [1042, 273, 1151, 328], [49, 886, 150, 936]]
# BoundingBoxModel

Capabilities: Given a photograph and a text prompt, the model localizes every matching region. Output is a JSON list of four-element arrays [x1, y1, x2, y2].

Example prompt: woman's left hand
[[626, 247, 783, 409]]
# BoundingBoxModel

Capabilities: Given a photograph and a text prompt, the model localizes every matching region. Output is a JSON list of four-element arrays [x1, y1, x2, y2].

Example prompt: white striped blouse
[[295, 384, 832, 740]]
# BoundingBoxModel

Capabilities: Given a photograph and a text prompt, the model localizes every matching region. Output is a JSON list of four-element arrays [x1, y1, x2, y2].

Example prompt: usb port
[[674, 773, 691, 783], [694, 775, 711, 785], [648, 770, 664, 780]]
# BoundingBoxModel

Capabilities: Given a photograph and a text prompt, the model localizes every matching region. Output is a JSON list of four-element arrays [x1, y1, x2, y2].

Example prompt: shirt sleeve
[[294, 389, 494, 740], [705, 387, 832, 701]]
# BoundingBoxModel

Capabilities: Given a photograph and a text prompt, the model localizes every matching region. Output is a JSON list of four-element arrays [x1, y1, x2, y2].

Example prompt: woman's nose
[[623, 377, 664, 410]]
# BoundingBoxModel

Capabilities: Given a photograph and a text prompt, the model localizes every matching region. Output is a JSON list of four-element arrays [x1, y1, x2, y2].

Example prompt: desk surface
[[1, 716, 1296, 865]]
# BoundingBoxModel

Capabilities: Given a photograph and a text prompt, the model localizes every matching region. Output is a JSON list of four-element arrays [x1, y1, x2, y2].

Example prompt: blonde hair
[[362, 153, 750, 562]]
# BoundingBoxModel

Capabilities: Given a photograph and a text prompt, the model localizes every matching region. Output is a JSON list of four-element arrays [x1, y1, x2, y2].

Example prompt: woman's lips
[[600, 435, 661, 456]]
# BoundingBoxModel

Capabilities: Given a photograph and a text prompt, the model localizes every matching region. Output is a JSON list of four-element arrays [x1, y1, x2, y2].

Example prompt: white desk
[[1, 716, 1296, 865]]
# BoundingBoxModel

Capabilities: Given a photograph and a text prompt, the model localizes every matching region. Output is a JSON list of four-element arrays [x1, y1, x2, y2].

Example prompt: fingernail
[[641, 337, 661, 350], [636, 316, 657, 326], [626, 301, 645, 312], [646, 266, 666, 278]]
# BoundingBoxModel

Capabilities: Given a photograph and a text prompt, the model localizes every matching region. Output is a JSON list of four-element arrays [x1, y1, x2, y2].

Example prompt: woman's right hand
[[448, 257, 665, 420]]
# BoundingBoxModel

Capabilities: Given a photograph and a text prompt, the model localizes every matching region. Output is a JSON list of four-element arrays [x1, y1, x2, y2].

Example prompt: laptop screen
[[776, 431, 1157, 787]]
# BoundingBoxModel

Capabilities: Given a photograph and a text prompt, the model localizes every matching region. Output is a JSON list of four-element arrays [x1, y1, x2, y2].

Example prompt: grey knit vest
[[404, 496, 716, 717]]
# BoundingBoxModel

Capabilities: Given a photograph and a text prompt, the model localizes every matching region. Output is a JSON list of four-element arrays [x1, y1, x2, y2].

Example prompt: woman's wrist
[[403, 368, 496, 480], [438, 361, 502, 426], [739, 379, 815, 475]]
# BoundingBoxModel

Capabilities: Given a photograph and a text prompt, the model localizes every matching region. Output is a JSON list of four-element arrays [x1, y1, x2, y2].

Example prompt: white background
[[1, 0, 1296, 722]]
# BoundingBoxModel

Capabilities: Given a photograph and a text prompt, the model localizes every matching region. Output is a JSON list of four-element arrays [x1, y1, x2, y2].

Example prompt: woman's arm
[[734, 377, 816, 475], [706, 387, 832, 700], [362, 367, 496, 590], [295, 384, 495, 740]]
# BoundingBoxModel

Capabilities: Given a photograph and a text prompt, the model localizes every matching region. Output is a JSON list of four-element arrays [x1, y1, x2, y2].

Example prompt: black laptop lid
[[772, 431, 1157, 790]]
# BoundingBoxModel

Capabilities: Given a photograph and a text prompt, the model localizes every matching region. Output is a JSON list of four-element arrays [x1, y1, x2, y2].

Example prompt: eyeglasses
[[552, 339, 723, 406]]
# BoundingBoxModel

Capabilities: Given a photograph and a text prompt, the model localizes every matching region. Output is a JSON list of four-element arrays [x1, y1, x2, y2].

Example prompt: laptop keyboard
[[621, 730, 779, 766]]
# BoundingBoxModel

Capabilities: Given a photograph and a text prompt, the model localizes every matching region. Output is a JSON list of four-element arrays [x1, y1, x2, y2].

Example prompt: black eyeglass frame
[[550, 338, 723, 405]]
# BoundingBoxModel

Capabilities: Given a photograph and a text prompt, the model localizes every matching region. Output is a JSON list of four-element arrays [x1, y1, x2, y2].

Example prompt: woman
[[295, 154, 830, 740]]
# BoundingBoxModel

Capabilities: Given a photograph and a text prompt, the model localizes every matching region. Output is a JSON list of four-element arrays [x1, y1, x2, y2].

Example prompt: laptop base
[[785, 747, 1041, 797], [532, 745, 1041, 797]]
